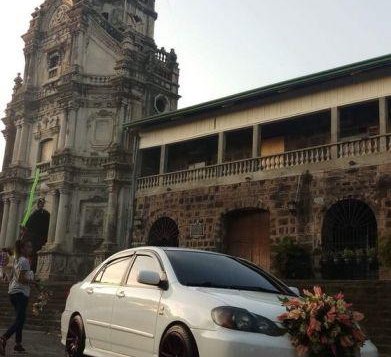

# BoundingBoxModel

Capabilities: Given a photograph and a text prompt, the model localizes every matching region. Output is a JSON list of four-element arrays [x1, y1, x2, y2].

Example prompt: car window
[[166, 250, 287, 294], [94, 257, 132, 285], [126, 255, 160, 286]]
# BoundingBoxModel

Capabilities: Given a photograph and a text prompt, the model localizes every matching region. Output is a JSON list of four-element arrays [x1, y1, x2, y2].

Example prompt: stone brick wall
[[134, 163, 391, 273], [286, 280, 391, 356]]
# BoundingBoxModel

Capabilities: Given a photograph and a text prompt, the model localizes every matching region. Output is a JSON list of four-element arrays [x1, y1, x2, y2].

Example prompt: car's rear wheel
[[160, 325, 198, 357], [66, 315, 86, 357]]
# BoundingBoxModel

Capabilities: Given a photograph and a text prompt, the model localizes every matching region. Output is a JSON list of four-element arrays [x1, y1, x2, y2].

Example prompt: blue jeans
[[3, 293, 29, 344]]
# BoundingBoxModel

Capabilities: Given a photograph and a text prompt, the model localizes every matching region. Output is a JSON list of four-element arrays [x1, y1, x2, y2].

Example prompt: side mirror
[[289, 287, 300, 296], [137, 270, 163, 287]]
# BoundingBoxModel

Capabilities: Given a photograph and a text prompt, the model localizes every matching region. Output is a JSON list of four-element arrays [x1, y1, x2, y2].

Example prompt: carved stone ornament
[[49, 4, 71, 29]]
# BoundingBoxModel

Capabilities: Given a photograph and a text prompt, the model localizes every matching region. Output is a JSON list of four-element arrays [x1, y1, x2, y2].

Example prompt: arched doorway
[[25, 200, 50, 273], [322, 199, 378, 279], [224, 209, 270, 270], [148, 217, 179, 247]]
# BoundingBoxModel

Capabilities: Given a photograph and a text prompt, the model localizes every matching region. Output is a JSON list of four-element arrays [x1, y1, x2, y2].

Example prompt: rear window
[[166, 250, 287, 294]]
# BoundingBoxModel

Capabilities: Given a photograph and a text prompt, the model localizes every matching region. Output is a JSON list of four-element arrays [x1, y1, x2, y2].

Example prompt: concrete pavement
[[1, 330, 63, 357]]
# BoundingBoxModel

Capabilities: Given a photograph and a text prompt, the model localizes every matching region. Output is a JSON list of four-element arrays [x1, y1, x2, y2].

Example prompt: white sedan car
[[61, 247, 378, 357]]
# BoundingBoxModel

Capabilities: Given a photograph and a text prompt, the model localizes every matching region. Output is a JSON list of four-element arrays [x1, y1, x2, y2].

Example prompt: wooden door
[[226, 210, 270, 270]]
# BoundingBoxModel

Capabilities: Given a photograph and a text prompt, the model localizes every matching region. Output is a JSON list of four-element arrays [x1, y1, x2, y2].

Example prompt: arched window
[[148, 217, 179, 247], [321, 199, 378, 279], [322, 199, 377, 251]]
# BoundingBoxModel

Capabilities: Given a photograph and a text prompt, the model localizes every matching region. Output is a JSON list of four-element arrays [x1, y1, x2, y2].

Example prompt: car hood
[[194, 288, 287, 322]]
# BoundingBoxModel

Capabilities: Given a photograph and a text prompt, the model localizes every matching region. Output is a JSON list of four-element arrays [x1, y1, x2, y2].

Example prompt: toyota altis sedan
[[61, 247, 378, 357]]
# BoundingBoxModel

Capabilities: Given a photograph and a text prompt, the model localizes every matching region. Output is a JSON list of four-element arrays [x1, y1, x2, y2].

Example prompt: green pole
[[21, 168, 41, 227]]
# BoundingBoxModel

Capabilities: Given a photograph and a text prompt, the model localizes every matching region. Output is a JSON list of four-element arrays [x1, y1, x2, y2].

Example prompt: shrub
[[273, 237, 313, 279], [379, 234, 391, 268]]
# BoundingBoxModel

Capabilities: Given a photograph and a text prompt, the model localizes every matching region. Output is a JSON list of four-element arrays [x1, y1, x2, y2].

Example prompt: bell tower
[[0, 0, 180, 280]]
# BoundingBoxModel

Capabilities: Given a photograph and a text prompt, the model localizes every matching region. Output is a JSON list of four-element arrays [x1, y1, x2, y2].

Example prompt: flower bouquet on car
[[32, 281, 53, 317], [278, 286, 366, 357]]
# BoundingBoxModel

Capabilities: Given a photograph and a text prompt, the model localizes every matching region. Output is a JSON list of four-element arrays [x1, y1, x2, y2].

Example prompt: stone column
[[159, 145, 168, 174], [5, 198, 19, 248], [2, 127, 16, 170], [65, 108, 78, 149], [57, 114, 67, 150], [16, 199, 25, 240], [47, 191, 60, 246], [252, 124, 261, 158], [11, 124, 22, 164], [0, 200, 10, 248], [217, 132, 226, 164], [330, 107, 340, 159], [53, 190, 70, 249], [379, 97, 388, 151], [115, 103, 127, 146], [17, 122, 30, 164], [102, 186, 118, 251]]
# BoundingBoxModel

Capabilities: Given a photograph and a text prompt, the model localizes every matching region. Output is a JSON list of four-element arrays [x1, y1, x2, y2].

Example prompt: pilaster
[[65, 106, 78, 149], [11, 124, 22, 164], [0, 200, 10, 248], [5, 196, 19, 248], [53, 189, 70, 250], [46, 190, 60, 247]]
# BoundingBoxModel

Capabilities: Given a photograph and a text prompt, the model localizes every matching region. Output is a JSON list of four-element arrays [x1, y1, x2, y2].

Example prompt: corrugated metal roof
[[125, 53, 391, 130]]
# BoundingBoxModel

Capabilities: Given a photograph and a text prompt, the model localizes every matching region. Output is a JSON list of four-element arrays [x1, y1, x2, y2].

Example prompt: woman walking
[[0, 239, 35, 355]]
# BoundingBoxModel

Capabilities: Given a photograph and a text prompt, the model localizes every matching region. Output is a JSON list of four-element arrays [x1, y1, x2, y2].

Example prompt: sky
[[0, 0, 390, 164]]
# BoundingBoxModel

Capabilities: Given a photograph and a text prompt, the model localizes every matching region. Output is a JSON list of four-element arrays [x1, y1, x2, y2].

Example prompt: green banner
[[21, 168, 41, 227]]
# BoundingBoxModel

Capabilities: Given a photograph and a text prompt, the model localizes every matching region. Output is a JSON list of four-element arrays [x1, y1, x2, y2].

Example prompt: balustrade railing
[[137, 134, 391, 191], [82, 75, 113, 85], [338, 135, 382, 158]]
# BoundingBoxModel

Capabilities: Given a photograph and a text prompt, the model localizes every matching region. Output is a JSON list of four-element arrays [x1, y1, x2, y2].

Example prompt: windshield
[[166, 250, 291, 294]]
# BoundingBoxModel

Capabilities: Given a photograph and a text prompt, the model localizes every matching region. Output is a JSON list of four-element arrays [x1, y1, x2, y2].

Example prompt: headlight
[[211, 306, 285, 336]]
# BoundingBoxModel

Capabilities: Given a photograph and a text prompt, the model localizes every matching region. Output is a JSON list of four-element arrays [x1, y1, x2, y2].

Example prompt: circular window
[[154, 95, 169, 114]]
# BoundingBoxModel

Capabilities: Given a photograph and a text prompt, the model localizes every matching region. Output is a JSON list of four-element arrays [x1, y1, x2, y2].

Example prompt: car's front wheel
[[160, 325, 198, 357], [66, 315, 86, 357]]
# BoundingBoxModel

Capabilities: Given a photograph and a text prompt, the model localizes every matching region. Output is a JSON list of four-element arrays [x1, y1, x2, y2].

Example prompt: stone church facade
[[0, 0, 179, 280]]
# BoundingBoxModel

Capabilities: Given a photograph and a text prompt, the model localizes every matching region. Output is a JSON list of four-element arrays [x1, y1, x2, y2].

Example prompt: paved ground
[[1, 330, 64, 357]]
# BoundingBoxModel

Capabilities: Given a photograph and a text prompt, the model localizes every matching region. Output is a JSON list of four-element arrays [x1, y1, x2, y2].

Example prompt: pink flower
[[277, 312, 289, 321], [335, 292, 345, 300], [352, 311, 364, 322], [314, 286, 323, 297], [352, 328, 366, 343], [288, 309, 302, 320], [307, 317, 321, 336], [296, 345, 309, 357], [326, 306, 337, 323], [340, 335, 354, 348]]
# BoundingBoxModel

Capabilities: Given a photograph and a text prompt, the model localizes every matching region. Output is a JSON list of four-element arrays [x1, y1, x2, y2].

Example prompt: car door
[[110, 253, 164, 357], [82, 256, 133, 352]]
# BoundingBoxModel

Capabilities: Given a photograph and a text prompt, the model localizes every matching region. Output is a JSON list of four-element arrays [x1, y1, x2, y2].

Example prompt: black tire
[[159, 324, 198, 357], [66, 315, 86, 357]]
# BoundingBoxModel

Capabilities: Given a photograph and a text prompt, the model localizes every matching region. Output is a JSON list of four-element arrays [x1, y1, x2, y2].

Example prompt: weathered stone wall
[[134, 163, 391, 271], [286, 280, 391, 357]]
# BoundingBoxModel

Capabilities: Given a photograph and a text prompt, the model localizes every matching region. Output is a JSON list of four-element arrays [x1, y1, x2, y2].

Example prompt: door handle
[[86, 287, 94, 295], [116, 291, 125, 299]]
